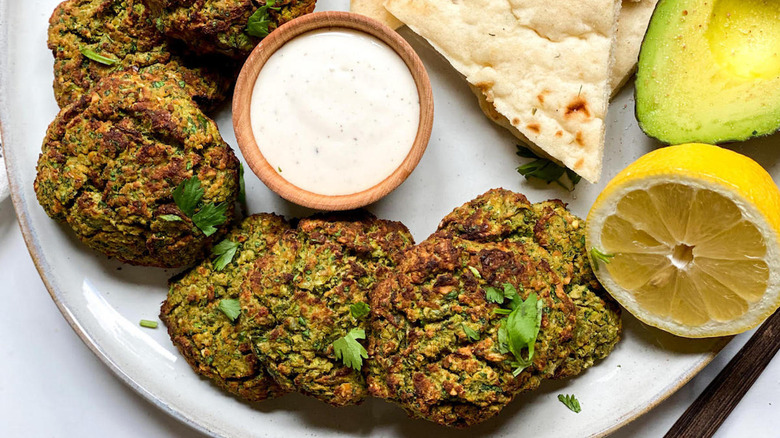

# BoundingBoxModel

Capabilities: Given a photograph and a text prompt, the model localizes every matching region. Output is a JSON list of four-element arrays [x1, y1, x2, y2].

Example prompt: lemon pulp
[[600, 182, 769, 327]]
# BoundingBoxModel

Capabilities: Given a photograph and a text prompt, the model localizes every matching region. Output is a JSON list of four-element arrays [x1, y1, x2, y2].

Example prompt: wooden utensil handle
[[664, 309, 780, 438]]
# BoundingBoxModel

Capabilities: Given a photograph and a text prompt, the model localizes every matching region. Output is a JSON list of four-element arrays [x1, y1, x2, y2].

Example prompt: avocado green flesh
[[636, 0, 780, 144]]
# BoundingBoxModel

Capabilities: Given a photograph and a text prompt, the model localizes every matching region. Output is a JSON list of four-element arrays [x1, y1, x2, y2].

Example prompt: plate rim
[[0, 0, 730, 435]]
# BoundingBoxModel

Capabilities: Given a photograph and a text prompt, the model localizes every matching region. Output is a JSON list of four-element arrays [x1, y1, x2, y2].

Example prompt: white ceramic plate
[[8, 0, 780, 436]]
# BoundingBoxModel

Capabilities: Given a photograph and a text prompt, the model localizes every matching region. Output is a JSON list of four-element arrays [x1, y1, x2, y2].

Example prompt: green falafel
[[239, 212, 414, 406], [437, 189, 622, 378], [144, 0, 317, 59], [161, 214, 290, 401], [34, 69, 240, 267], [48, 0, 233, 109], [367, 233, 577, 427]]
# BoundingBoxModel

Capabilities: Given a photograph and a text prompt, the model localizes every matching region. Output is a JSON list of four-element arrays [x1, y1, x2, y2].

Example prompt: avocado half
[[636, 0, 780, 144]]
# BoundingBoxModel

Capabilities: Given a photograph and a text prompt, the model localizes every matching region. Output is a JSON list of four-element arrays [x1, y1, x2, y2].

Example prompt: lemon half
[[587, 144, 780, 337]]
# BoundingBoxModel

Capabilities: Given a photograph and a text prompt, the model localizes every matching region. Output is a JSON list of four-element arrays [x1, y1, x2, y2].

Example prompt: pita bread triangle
[[384, 0, 623, 183], [610, 0, 659, 92]]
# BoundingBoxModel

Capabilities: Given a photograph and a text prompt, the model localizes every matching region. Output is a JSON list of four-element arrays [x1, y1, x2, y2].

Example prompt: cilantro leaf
[[558, 394, 582, 413], [590, 247, 615, 272], [218, 298, 241, 322], [333, 328, 368, 371], [503, 283, 523, 310], [487, 283, 523, 308], [504, 292, 543, 375], [79, 47, 118, 66], [192, 202, 228, 236], [350, 302, 370, 320], [246, 0, 279, 38], [212, 239, 239, 271], [462, 324, 480, 341], [486, 286, 504, 304], [238, 163, 246, 205], [497, 319, 509, 354], [515, 145, 581, 191], [173, 176, 204, 217], [159, 214, 183, 222]]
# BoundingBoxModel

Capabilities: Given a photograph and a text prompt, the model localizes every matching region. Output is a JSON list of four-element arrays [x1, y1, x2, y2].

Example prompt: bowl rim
[[232, 11, 434, 211]]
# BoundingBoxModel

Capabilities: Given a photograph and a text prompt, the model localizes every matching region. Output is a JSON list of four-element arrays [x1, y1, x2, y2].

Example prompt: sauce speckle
[[250, 29, 420, 196]]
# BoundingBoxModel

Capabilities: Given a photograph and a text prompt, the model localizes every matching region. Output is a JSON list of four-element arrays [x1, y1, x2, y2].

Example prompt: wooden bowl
[[232, 11, 434, 211]]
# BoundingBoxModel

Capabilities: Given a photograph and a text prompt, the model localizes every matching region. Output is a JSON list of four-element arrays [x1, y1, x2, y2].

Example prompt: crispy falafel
[[367, 233, 577, 427], [144, 0, 317, 59], [239, 212, 414, 406], [34, 69, 240, 267], [437, 189, 622, 378], [161, 214, 290, 401], [48, 0, 233, 109]]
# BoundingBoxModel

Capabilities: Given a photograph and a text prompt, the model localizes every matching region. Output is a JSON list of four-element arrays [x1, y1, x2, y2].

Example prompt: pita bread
[[610, 0, 659, 92], [350, 0, 403, 30], [385, 0, 621, 183], [470, 0, 657, 174]]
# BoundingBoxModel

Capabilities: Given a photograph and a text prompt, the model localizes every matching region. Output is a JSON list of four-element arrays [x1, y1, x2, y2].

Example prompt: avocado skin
[[635, 0, 780, 145]]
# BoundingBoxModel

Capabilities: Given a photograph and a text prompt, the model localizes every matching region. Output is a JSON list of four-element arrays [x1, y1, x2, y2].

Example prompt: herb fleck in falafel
[[161, 214, 290, 401], [239, 212, 414, 406], [144, 0, 317, 59], [34, 69, 240, 267]]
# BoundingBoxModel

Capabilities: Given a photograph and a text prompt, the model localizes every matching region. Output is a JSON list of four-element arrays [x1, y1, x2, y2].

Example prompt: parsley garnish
[[350, 302, 370, 320], [139, 319, 158, 329], [497, 319, 509, 354], [218, 298, 241, 322], [333, 328, 368, 371], [159, 214, 182, 222], [505, 293, 543, 374], [516, 145, 582, 191], [172, 176, 229, 236], [173, 176, 203, 217], [192, 202, 228, 237], [558, 394, 581, 413], [79, 47, 118, 66], [502, 283, 524, 310], [246, 0, 280, 38], [486, 286, 504, 304], [238, 163, 246, 205], [462, 324, 480, 341], [590, 247, 615, 271], [494, 290, 543, 376], [212, 239, 239, 271], [486, 283, 523, 309]]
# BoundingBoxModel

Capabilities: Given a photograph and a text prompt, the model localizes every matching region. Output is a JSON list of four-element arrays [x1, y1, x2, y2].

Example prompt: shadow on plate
[[623, 312, 730, 355], [0, 196, 18, 241]]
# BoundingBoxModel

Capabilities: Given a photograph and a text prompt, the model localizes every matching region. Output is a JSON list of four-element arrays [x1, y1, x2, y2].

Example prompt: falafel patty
[[34, 69, 240, 267], [239, 212, 414, 406], [437, 189, 622, 379], [48, 0, 233, 109], [367, 233, 577, 427], [161, 214, 290, 401], [144, 0, 317, 59]]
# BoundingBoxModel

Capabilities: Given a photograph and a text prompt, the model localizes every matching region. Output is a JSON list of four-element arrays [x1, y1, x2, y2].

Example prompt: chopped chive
[[140, 319, 158, 329]]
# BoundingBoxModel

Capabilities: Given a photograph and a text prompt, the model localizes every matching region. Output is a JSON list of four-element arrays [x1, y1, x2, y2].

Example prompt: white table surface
[[0, 196, 777, 438]]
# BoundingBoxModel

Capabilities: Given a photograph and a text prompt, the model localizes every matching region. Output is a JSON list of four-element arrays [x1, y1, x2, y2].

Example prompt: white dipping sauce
[[250, 29, 420, 196]]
